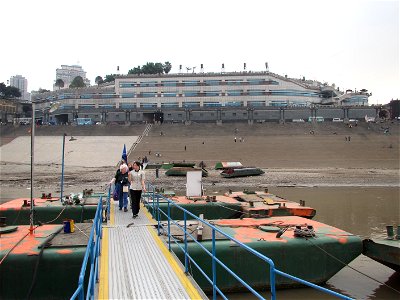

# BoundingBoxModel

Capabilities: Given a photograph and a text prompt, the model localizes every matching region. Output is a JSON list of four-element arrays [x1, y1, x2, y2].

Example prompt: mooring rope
[[307, 237, 400, 294]]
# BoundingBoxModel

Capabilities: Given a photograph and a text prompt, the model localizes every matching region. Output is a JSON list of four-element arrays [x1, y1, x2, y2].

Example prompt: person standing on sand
[[128, 161, 146, 218]]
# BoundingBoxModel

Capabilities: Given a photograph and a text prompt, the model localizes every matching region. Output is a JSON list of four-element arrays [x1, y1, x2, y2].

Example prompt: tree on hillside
[[0, 82, 21, 99], [163, 61, 172, 74], [128, 66, 142, 75], [55, 78, 65, 90], [38, 88, 51, 93], [128, 62, 173, 75], [103, 74, 116, 83], [95, 76, 104, 86], [69, 76, 86, 88]]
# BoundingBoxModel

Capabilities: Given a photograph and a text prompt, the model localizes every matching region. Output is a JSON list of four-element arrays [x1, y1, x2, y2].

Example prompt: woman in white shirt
[[128, 161, 146, 218]]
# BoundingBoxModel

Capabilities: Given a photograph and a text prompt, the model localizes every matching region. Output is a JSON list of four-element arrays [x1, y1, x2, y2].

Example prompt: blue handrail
[[70, 195, 104, 300], [143, 184, 353, 300]]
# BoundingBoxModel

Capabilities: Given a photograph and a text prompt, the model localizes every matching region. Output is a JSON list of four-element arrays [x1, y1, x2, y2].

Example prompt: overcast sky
[[1, 0, 398, 104]]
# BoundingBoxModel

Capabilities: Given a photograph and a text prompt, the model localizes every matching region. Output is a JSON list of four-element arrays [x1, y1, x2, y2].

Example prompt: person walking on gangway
[[128, 161, 146, 218]]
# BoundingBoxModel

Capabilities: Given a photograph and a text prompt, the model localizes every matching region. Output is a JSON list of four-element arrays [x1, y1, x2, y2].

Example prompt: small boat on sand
[[221, 167, 264, 178], [162, 162, 196, 169], [165, 167, 208, 177], [215, 161, 243, 170]]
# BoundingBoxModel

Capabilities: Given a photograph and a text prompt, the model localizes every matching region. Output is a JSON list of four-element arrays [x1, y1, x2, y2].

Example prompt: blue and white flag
[[122, 144, 127, 163]]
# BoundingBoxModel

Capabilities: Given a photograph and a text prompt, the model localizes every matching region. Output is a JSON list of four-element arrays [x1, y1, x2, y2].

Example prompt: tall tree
[[55, 78, 65, 90], [154, 63, 164, 74], [128, 62, 173, 75], [163, 61, 172, 74], [104, 74, 116, 83], [0, 83, 21, 99], [95, 76, 104, 86], [69, 76, 86, 88], [128, 66, 142, 75], [0, 82, 6, 98]]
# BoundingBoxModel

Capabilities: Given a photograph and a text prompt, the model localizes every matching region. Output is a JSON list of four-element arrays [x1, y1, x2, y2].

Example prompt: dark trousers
[[129, 189, 142, 215]]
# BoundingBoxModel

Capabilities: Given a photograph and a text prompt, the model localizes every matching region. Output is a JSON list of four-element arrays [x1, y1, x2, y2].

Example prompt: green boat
[[221, 167, 264, 178], [0, 196, 99, 225], [215, 161, 243, 170], [166, 216, 363, 293], [144, 163, 162, 169], [165, 167, 208, 177], [161, 162, 196, 169], [0, 224, 90, 299]]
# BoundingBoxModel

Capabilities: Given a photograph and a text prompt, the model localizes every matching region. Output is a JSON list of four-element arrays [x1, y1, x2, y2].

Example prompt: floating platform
[[166, 216, 362, 293], [146, 191, 316, 221], [226, 190, 316, 219], [146, 195, 242, 220], [0, 197, 99, 225], [363, 239, 400, 272], [0, 224, 90, 299]]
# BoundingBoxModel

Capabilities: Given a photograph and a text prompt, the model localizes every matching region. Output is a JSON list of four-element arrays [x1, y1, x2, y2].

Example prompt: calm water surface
[[223, 186, 400, 300]]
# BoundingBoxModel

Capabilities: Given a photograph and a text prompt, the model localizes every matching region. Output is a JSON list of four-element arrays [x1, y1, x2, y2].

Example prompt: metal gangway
[[96, 196, 204, 299]]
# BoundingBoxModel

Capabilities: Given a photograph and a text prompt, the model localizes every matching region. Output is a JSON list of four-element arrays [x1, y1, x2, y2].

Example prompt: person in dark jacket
[[112, 162, 130, 211]]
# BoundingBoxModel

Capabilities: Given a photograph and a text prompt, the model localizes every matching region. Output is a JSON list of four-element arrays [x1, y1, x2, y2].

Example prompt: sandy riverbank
[[0, 121, 399, 203]]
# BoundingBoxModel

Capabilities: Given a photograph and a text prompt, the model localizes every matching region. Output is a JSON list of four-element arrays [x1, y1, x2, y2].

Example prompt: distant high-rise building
[[10, 75, 30, 100], [54, 65, 91, 90]]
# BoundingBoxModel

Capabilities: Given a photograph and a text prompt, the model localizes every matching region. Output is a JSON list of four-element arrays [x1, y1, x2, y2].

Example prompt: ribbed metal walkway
[[98, 200, 204, 300]]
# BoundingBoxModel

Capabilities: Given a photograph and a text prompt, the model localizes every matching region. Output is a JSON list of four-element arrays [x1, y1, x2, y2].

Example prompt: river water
[[224, 186, 400, 300], [1, 186, 399, 299]]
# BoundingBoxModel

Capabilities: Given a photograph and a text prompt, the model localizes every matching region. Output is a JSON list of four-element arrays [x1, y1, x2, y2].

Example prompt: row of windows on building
[[119, 79, 280, 88], [76, 111, 273, 119], [42, 90, 320, 101], [55, 100, 310, 110]]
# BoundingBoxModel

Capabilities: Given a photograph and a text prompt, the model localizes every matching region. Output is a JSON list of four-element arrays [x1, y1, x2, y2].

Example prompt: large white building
[[31, 69, 374, 125], [9, 75, 30, 100], [53, 65, 90, 90]]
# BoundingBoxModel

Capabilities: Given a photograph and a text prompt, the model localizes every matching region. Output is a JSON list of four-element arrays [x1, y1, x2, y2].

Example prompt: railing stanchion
[[152, 188, 155, 218], [270, 265, 276, 300], [167, 201, 171, 251], [184, 211, 188, 273], [212, 228, 217, 300], [157, 194, 161, 235], [107, 187, 111, 220]]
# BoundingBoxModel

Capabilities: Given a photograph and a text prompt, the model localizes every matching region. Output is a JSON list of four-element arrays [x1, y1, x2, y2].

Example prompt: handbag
[[123, 185, 129, 193], [113, 184, 120, 200]]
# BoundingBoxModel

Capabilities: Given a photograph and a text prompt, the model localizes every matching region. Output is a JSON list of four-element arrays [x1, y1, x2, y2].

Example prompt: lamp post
[[60, 133, 67, 201], [29, 101, 36, 233], [60, 133, 77, 201]]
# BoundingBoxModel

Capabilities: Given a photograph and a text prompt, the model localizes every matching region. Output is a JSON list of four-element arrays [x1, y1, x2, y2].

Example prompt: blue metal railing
[[71, 196, 104, 300], [143, 184, 353, 300]]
